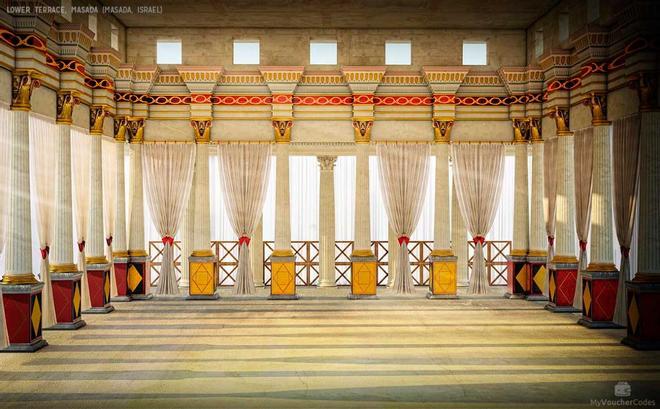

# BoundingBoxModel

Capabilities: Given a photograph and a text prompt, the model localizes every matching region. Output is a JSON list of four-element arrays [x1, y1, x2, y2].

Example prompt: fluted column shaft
[[451, 181, 468, 285], [318, 156, 337, 287], [588, 124, 615, 269], [192, 143, 211, 254], [554, 133, 577, 261], [274, 144, 292, 253], [433, 144, 451, 252], [180, 189, 195, 286], [50, 124, 75, 267], [86, 133, 105, 260], [637, 111, 660, 276], [128, 143, 145, 253], [354, 144, 371, 252], [512, 142, 530, 253], [4, 109, 34, 279], [113, 141, 127, 254], [530, 141, 546, 253], [252, 219, 264, 286]]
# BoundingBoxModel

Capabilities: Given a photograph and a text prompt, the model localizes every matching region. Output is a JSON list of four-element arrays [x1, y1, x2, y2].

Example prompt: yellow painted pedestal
[[188, 255, 218, 300], [349, 255, 377, 299], [427, 254, 458, 299], [269, 254, 298, 300]]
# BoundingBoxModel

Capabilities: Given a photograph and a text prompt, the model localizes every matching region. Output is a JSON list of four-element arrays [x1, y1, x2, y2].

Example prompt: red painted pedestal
[[127, 256, 152, 300], [84, 263, 114, 314], [545, 261, 580, 313], [1, 282, 48, 352], [526, 256, 549, 301], [47, 272, 86, 330], [622, 276, 660, 350], [112, 256, 131, 302], [505, 255, 529, 299], [578, 271, 621, 329]]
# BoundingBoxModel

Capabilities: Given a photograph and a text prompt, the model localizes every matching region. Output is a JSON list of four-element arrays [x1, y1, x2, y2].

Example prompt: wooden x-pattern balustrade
[[467, 240, 511, 286]]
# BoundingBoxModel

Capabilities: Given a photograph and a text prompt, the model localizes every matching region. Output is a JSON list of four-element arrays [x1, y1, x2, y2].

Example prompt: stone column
[[111, 117, 130, 301], [429, 120, 457, 298], [318, 156, 337, 287], [623, 73, 660, 349], [180, 189, 195, 289], [451, 181, 468, 287], [1, 71, 47, 351], [47, 91, 86, 329], [506, 119, 530, 298], [527, 119, 549, 301], [546, 107, 579, 312]]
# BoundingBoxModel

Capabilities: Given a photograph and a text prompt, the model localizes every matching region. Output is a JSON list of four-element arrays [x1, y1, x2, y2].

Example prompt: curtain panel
[[102, 137, 118, 297], [71, 128, 92, 309], [612, 115, 641, 326], [451, 144, 506, 295], [142, 144, 196, 296], [543, 138, 558, 265], [217, 143, 272, 295], [376, 143, 430, 294], [0, 103, 11, 348], [573, 127, 594, 309]]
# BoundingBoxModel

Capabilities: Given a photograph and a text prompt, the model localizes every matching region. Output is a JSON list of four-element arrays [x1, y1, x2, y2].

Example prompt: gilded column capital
[[114, 116, 129, 142], [272, 117, 293, 143], [352, 117, 373, 144], [90, 105, 110, 135], [56, 91, 80, 125], [549, 106, 570, 136], [317, 155, 337, 171], [11, 70, 41, 111], [628, 71, 658, 112], [432, 118, 454, 144], [127, 117, 146, 143], [583, 92, 610, 125], [529, 117, 543, 142], [512, 118, 530, 143], [191, 118, 212, 143]]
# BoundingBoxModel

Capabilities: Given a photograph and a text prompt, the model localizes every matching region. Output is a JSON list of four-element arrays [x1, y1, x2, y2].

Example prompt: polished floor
[[1, 286, 659, 408]]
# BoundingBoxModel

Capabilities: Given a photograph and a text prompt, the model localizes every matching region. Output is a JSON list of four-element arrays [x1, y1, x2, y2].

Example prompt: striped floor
[[1, 287, 659, 408]]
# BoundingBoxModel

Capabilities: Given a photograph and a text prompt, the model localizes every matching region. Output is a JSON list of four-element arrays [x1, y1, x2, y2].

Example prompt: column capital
[[191, 118, 212, 143], [628, 71, 658, 112], [56, 91, 80, 125], [352, 117, 373, 144], [512, 118, 530, 143], [11, 70, 41, 111], [114, 116, 129, 142], [90, 105, 110, 135], [127, 117, 146, 143], [583, 91, 610, 125], [272, 117, 293, 143], [529, 117, 543, 142], [317, 155, 337, 171], [432, 118, 453, 144], [549, 106, 571, 136]]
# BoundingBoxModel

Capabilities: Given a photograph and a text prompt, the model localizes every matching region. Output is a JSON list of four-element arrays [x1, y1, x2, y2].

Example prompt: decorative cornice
[[352, 117, 373, 144], [260, 66, 304, 95], [56, 91, 80, 124], [342, 66, 386, 94], [422, 66, 470, 95], [191, 118, 213, 143], [11, 70, 41, 111], [177, 66, 224, 94]]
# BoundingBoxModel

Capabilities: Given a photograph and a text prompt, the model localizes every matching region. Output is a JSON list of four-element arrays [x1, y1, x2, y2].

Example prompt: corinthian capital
[[56, 91, 80, 124], [11, 70, 41, 111]]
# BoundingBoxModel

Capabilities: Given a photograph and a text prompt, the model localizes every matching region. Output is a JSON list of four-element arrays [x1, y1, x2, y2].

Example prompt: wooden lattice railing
[[148, 239, 510, 287]]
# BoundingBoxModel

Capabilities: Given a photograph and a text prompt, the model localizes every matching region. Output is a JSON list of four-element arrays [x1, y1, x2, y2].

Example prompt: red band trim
[[106, 236, 113, 247], [162, 236, 174, 246], [579, 240, 587, 252], [548, 236, 555, 246], [77, 241, 85, 252], [473, 236, 486, 245], [238, 236, 251, 246], [397, 235, 410, 246], [621, 246, 630, 258], [40, 246, 49, 260]]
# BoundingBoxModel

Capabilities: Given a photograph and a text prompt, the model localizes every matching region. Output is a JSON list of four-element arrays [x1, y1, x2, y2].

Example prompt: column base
[[505, 254, 529, 298], [50, 271, 86, 330], [426, 292, 458, 300], [111, 295, 131, 302], [580, 270, 619, 328], [526, 255, 548, 301], [112, 256, 130, 302], [429, 254, 457, 297], [270, 254, 297, 298], [526, 294, 549, 301], [347, 294, 378, 300], [188, 255, 218, 298], [350, 254, 377, 298], [622, 275, 660, 350], [127, 255, 150, 298], [546, 260, 579, 312], [317, 281, 336, 288], [1, 282, 47, 352], [86, 262, 113, 313], [84, 305, 115, 314], [577, 317, 623, 329], [186, 294, 220, 300]]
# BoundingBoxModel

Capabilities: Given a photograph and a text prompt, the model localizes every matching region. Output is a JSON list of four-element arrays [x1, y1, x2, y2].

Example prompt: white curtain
[[218, 144, 272, 295], [71, 127, 92, 310], [102, 138, 118, 297], [451, 144, 506, 295], [29, 114, 58, 328], [142, 144, 196, 295], [376, 144, 430, 294], [0, 103, 11, 348], [544, 138, 558, 265], [612, 115, 641, 326], [573, 128, 594, 309]]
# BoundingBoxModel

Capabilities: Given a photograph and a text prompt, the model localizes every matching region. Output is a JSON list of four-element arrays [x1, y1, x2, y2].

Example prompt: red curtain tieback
[[473, 236, 486, 245], [77, 241, 85, 252], [621, 246, 630, 258], [162, 236, 174, 246], [40, 246, 49, 260], [238, 236, 251, 246], [548, 236, 555, 246], [397, 235, 410, 246], [579, 240, 588, 252], [106, 236, 113, 246]]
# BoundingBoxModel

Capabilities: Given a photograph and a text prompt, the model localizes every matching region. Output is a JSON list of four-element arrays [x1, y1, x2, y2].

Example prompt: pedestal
[[47, 272, 86, 330], [622, 276, 660, 350], [349, 255, 377, 299], [504, 254, 529, 299], [427, 254, 458, 299], [1, 282, 48, 352], [112, 255, 131, 302], [526, 255, 549, 301], [187, 255, 219, 300], [128, 256, 152, 300], [84, 262, 115, 314], [545, 260, 580, 313], [578, 271, 621, 329], [269, 255, 298, 300]]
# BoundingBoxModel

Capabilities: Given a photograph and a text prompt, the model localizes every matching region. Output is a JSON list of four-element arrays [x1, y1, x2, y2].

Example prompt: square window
[[88, 14, 97, 40], [534, 30, 544, 58], [558, 13, 570, 42], [233, 40, 260, 65], [310, 41, 337, 65], [385, 41, 411, 65], [110, 24, 119, 51], [462, 41, 487, 65], [157, 40, 182, 64]]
